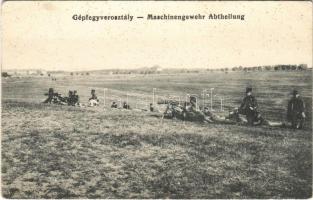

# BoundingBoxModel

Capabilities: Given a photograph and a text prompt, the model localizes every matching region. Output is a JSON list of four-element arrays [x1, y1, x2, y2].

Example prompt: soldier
[[227, 107, 284, 127], [43, 88, 54, 103], [149, 103, 154, 112], [89, 89, 99, 106], [68, 91, 74, 106], [163, 101, 185, 120], [239, 87, 260, 125], [111, 101, 118, 108], [89, 89, 99, 101], [287, 90, 306, 129], [184, 96, 206, 122], [55, 93, 68, 105], [123, 102, 130, 109], [72, 90, 79, 106], [189, 96, 198, 110], [203, 107, 236, 124]]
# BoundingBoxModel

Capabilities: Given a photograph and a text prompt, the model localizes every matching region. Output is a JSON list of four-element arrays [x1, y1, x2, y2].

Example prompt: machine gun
[[43, 89, 68, 105], [44, 92, 62, 97]]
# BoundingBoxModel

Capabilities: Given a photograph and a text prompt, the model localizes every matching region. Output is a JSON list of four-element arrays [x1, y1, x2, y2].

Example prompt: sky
[[2, 1, 312, 71]]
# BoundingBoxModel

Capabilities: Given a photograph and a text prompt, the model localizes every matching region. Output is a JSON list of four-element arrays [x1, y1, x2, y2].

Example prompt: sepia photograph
[[1, 1, 312, 199]]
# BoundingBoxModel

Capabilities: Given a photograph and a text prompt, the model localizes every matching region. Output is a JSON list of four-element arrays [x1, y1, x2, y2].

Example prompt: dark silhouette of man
[[239, 87, 259, 125], [287, 90, 306, 129]]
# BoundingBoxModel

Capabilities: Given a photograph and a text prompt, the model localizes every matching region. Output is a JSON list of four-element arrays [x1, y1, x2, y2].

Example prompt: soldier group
[[238, 87, 305, 129], [161, 87, 306, 129], [43, 88, 98, 107], [43, 87, 307, 129], [110, 101, 131, 109], [67, 90, 80, 106]]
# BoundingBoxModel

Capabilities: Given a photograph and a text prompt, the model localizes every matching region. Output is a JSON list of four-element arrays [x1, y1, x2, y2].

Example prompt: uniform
[[89, 89, 99, 101], [183, 96, 205, 122], [123, 102, 130, 109], [72, 91, 79, 105], [149, 103, 154, 112], [89, 94, 98, 101], [287, 90, 305, 129], [68, 91, 74, 106], [239, 87, 260, 125], [111, 102, 118, 108], [89, 89, 99, 106]]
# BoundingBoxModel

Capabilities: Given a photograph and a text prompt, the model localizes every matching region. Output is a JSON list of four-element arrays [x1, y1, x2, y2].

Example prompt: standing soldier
[[287, 90, 306, 129], [239, 87, 259, 125]]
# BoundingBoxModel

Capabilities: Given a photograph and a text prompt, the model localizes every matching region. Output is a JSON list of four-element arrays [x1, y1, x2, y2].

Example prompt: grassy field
[[1, 71, 312, 198]]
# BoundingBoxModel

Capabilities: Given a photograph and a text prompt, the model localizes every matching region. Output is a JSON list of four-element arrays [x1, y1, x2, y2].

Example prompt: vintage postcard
[[1, 1, 312, 199]]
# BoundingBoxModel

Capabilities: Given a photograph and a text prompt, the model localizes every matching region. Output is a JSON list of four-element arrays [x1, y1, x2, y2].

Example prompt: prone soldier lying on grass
[[183, 96, 207, 122], [159, 98, 221, 123], [203, 107, 236, 124], [159, 95, 283, 126], [161, 100, 184, 119]]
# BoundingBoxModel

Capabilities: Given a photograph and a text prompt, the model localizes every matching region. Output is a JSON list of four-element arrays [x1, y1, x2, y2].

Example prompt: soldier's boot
[[246, 114, 254, 126], [291, 118, 297, 129], [298, 118, 305, 129], [261, 118, 270, 126]]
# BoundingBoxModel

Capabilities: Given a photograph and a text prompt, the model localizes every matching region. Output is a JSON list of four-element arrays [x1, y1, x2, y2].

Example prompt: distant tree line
[[2, 72, 11, 77], [230, 64, 308, 72], [98, 66, 163, 75], [70, 72, 90, 76], [66, 64, 309, 76]]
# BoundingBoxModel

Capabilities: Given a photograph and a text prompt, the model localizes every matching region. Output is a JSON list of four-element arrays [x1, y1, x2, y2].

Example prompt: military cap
[[190, 95, 197, 102], [292, 90, 299, 96], [246, 87, 252, 93]]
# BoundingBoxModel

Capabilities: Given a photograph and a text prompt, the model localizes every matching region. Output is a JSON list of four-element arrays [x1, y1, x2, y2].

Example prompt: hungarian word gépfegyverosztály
[[72, 14, 134, 22]]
